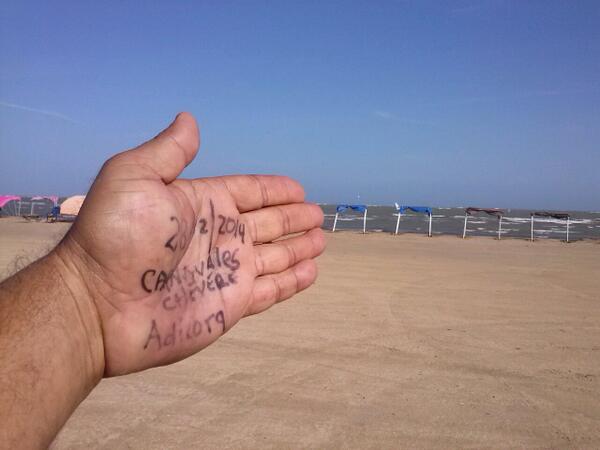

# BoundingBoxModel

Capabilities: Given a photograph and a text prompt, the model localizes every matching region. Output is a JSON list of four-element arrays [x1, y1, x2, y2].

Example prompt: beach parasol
[[332, 204, 368, 234], [0, 195, 22, 215], [463, 207, 506, 240], [395, 205, 433, 237], [60, 195, 86, 216]]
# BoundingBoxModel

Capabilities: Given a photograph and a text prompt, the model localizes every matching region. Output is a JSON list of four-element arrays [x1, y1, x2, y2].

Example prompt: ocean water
[[319, 205, 600, 241], [2, 198, 599, 241]]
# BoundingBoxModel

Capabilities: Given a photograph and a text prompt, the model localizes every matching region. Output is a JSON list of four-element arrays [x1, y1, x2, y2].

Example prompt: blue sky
[[1, 0, 599, 210]]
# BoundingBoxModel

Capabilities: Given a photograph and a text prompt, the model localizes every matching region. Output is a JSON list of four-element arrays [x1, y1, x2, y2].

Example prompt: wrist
[[0, 241, 106, 447], [50, 239, 106, 384]]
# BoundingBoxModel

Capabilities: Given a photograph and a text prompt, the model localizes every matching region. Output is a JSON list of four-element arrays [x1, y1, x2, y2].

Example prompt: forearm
[[0, 248, 104, 448]]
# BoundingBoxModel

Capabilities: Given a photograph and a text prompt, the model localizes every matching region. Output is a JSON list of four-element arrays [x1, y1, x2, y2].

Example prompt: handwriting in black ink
[[208, 200, 216, 253], [165, 216, 179, 251], [143, 311, 225, 350], [140, 246, 240, 314], [165, 216, 190, 252], [204, 311, 225, 334], [217, 214, 245, 244], [197, 218, 208, 234]]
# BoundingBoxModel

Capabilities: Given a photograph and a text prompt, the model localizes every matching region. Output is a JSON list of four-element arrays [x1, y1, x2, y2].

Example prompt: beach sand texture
[[1, 218, 599, 448]]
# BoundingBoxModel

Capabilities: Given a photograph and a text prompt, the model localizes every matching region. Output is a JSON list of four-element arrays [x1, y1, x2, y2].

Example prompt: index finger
[[204, 175, 305, 212]]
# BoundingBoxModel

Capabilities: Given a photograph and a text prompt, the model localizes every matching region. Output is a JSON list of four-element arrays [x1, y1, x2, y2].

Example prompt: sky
[[1, 0, 599, 210]]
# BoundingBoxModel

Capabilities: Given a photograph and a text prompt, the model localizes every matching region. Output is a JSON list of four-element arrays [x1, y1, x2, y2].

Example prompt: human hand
[[57, 113, 325, 376]]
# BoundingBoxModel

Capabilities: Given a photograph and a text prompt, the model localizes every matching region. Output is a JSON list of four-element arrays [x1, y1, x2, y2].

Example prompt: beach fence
[[395, 205, 433, 237], [530, 211, 571, 243], [462, 207, 505, 239], [332, 204, 368, 233], [318, 204, 591, 240]]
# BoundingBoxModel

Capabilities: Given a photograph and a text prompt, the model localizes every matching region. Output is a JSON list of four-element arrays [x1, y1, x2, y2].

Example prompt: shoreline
[[1, 216, 598, 281], [325, 228, 600, 244]]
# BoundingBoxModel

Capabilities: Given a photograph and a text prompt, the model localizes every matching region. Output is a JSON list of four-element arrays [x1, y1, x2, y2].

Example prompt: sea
[[2, 198, 599, 241], [319, 204, 600, 241]]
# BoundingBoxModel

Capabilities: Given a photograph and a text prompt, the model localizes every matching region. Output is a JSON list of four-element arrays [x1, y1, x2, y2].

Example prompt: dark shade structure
[[531, 211, 570, 220], [463, 207, 506, 239], [530, 211, 571, 242], [395, 205, 433, 237], [465, 207, 505, 217], [332, 204, 368, 233]]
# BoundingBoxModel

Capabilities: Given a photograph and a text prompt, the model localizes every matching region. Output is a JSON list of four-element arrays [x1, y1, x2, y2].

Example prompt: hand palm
[[64, 114, 324, 375]]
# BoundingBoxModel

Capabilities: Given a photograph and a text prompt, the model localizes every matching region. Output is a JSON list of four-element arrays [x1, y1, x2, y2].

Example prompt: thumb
[[125, 112, 200, 183]]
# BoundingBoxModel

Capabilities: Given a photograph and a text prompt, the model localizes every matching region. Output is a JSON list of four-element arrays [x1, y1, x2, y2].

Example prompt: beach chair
[[47, 206, 60, 223]]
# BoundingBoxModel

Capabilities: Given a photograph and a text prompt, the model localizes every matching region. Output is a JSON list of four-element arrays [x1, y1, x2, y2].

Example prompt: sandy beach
[[1, 217, 599, 449]]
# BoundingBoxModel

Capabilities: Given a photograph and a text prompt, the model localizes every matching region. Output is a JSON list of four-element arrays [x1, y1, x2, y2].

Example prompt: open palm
[[62, 113, 325, 376]]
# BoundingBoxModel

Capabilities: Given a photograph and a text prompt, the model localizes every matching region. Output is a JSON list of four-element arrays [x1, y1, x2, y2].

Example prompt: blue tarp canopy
[[397, 205, 432, 215], [336, 204, 367, 213]]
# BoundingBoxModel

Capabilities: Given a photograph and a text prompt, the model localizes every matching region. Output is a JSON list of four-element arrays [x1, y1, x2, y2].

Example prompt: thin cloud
[[452, 87, 598, 105], [374, 110, 397, 120], [451, 0, 505, 15], [373, 110, 433, 126], [0, 101, 79, 124]]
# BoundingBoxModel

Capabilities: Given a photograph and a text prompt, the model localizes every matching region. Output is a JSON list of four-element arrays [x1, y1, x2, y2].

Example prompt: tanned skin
[[0, 113, 326, 448]]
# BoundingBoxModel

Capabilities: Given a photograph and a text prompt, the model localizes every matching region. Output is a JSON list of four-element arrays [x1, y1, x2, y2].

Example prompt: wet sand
[[1, 217, 599, 448]]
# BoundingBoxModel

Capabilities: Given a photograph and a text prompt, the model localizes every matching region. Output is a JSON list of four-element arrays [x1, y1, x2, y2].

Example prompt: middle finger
[[242, 203, 323, 243]]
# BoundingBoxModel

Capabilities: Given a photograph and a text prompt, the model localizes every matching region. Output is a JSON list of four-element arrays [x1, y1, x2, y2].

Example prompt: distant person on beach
[[0, 113, 326, 448]]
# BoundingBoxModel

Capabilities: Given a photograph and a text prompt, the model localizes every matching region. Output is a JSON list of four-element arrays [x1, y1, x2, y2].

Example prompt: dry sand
[[1, 217, 599, 448]]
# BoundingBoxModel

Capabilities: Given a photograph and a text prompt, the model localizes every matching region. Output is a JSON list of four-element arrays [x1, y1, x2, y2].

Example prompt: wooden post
[[462, 213, 468, 239], [428, 213, 432, 237], [498, 215, 503, 240], [332, 213, 339, 232], [362, 209, 367, 234], [530, 215, 534, 241], [395, 211, 401, 235]]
